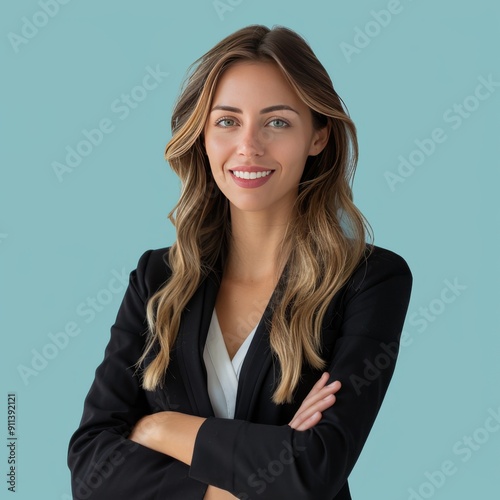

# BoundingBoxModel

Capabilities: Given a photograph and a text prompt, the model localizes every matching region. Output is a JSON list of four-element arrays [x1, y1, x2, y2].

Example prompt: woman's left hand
[[288, 372, 341, 431]]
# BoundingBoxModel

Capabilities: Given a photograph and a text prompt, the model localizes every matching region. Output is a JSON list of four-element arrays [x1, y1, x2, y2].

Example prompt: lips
[[229, 167, 275, 188]]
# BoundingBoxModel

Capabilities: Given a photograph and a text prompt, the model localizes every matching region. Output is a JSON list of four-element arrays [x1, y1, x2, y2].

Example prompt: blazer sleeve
[[188, 248, 413, 499], [67, 249, 207, 500]]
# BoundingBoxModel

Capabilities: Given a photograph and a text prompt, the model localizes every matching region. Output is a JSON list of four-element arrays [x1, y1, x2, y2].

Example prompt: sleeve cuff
[[188, 417, 244, 490]]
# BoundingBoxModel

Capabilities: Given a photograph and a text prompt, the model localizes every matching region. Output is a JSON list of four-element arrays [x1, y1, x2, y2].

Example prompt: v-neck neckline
[[213, 309, 258, 365]]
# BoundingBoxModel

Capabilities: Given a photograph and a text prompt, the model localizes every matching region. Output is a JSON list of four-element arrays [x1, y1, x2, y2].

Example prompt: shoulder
[[325, 243, 413, 345], [343, 243, 413, 297], [354, 243, 412, 283], [130, 246, 173, 300]]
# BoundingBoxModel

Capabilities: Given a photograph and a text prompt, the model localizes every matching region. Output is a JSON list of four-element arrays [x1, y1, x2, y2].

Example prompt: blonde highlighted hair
[[137, 25, 374, 403]]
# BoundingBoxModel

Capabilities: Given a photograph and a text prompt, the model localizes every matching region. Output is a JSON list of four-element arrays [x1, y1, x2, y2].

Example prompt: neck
[[224, 207, 292, 283]]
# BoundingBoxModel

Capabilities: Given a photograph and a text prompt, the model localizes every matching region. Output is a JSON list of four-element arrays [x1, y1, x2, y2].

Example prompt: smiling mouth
[[230, 170, 274, 179]]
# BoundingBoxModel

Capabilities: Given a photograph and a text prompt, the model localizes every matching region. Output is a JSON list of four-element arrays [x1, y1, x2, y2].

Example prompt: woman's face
[[203, 61, 328, 217]]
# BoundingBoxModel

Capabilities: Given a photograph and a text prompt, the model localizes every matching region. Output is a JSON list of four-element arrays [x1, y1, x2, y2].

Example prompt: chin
[[229, 199, 272, 213]]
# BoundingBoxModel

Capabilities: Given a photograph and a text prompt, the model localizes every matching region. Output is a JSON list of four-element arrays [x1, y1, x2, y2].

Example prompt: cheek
[[205, 139, 226, 181], [207, 142, 237, 186], [205, 133, 232, 159]]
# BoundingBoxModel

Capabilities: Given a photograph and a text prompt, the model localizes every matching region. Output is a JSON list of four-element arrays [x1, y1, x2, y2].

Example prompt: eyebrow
[[210, 104, 299, 115]]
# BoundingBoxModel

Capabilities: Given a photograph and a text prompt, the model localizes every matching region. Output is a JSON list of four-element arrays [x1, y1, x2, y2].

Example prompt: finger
[[295, 411, 321, 431], [292, 411, 322, 431], [294, 380, 341, 414], [289, 380, 342, 428], [289, 393, 336, 429], [303, 392, 336, 419], [316, 371, 330, 387], [299, 374, 336, 407], [301, 372, 329, 402], [309, 378, 341, 400]]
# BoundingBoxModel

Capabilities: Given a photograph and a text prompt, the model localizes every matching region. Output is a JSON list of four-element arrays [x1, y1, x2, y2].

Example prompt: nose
[[236, 123, 265, 157]]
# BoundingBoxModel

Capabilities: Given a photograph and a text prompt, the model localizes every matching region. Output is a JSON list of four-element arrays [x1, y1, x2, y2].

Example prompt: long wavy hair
[[138, 25, 374, 404]]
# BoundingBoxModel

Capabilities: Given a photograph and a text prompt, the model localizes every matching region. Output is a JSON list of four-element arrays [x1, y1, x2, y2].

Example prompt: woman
[[68, 25, 413, 499]]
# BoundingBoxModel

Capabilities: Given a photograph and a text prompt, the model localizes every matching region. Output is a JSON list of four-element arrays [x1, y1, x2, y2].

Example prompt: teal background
[[1, 0, 499, 498]]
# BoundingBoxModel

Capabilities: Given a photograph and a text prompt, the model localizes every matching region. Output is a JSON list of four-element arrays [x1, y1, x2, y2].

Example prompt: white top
[[203, 309, 258, 419]]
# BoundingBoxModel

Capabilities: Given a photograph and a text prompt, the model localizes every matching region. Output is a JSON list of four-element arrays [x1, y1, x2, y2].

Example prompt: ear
[[308, 124, 330, 156]]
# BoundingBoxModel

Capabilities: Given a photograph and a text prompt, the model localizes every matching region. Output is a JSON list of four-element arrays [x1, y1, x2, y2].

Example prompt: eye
[[215, 117, 237, 127], [268, 118, 289, 128]]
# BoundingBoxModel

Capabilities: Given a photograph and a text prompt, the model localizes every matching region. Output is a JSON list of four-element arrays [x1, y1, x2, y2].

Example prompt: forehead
[[211, 61, 301, 104]]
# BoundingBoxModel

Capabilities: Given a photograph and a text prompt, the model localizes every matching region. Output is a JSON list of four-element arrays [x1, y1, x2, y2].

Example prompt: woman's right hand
[[288, 372, 341, 431]]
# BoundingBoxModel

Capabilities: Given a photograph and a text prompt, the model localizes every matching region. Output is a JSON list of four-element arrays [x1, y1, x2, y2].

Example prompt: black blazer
[[68, 244, 412, 499]]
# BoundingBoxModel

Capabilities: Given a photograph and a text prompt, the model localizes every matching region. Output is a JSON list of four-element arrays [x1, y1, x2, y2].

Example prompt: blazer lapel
[[176, 270, 221, 417], [233, 305, 274, 420], [234, 270, 288, 420]]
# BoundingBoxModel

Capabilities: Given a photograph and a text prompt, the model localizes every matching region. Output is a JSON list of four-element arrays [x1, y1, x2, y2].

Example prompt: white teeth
[[232, 170, 272, 179]]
